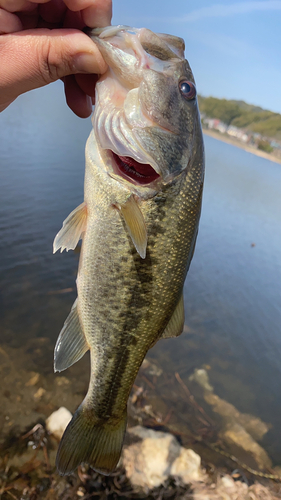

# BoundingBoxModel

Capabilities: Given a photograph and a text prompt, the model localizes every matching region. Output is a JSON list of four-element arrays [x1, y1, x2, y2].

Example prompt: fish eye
[[179, 80, 196, 100]]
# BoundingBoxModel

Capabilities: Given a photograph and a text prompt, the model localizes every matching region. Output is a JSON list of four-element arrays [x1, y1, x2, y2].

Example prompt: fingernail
[[74, 52, 101, 74]]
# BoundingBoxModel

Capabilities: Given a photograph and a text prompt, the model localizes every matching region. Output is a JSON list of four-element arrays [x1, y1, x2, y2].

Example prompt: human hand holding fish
[[0, 0, 112, 116]]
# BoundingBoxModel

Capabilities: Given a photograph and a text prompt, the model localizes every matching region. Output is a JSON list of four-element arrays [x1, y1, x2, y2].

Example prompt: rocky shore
[[1, 343, 281, 499], [1, 418, 281, 499]]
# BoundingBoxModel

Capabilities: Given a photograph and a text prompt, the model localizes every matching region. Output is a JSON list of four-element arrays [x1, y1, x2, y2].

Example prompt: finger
[[0, 1, 30, 12], [63, 0, 98, 12], [11, 1, 66, 30], [37, 18, 61, 28], [64, 74, 92, 117], [0, 1, 44, 12], [0, 0, 40, 30], [0, 29, 107, 103], [0, 97, 16, 113], [39, 0, 67, 24], [63, 8, 84, 29], [0, 8, 23, 33], [82, 0, 112, 27], [17, 10, 39, 29], [62, 0, 112, 27], [75, 73, 98, 97]]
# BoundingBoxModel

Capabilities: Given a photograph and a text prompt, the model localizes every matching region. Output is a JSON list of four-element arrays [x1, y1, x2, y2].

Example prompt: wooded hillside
[[198, 96, 281, 140]]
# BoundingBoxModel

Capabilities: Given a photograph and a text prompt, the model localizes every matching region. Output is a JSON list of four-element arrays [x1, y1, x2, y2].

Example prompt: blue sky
[[112, 1, 281, 113]]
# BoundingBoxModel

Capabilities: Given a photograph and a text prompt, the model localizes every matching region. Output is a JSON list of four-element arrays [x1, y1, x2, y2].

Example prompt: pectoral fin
[[54, 299, 89, 373], [53, 202, 87, 253], [161, 293, 185, 339], [119, 195, 147, 259]]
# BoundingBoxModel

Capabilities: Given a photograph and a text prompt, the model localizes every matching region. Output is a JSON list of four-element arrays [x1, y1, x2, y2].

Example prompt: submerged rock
[[204, 391, 270, 440], [189, 368, 214, 392], [33, 387, 46, 400], [46, 407, 72, 439], [221, 422, 272, 469], [190, 368, 272, 470], [25, 372, 40, 387], [141, 358, 163, 377], [122, 426, 204, 491]]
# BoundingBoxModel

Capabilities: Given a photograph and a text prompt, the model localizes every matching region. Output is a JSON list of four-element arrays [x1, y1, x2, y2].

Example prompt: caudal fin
[[56, 405, 127, 475]]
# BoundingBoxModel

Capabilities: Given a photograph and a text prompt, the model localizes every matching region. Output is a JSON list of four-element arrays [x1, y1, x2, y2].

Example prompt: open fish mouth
[[111, 152, 160, 186]]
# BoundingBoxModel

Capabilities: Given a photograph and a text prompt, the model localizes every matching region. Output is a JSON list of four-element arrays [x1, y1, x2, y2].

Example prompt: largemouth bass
[[53, 25, 204, 475]]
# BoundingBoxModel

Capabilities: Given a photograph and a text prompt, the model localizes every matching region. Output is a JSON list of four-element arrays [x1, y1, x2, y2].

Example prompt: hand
[[0, 0, 112, 117]]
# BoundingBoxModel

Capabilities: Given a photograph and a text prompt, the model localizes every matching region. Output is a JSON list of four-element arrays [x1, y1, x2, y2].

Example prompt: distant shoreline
[[203, 129, 281, 165]]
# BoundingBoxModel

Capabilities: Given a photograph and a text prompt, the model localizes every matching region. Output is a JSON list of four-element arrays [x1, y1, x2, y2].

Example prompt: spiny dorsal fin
[[53, 202, 87, 254], [161, 293, 185, 339], [54, 299, 89, 373], [119, 195, 147, 259]]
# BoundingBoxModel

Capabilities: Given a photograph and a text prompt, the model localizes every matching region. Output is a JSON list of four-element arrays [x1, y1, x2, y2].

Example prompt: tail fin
[[56, 404, 127, 475]]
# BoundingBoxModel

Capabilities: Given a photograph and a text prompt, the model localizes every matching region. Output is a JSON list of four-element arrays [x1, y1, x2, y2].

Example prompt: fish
[[53, 25, 204, 476]]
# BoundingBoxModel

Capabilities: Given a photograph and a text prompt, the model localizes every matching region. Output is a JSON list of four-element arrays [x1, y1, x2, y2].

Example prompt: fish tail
[[56, 403, 127, 475]]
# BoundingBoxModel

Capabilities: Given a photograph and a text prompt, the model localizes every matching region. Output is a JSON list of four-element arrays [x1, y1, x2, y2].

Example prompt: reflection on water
[[1, 82, 281, 467]]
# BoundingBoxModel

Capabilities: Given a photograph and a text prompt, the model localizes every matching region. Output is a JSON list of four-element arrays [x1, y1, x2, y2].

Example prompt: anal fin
[[53, 202, 87, 253], [119, 195, 147, 259], [54, 299, 89, 373], [161, 293, 185, 339]]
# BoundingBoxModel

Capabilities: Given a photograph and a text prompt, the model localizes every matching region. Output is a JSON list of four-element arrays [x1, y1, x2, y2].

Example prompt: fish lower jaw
[[110, 151, 161, 186]]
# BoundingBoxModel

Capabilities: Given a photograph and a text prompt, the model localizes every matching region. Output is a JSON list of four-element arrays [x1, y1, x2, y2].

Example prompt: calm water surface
[[1, 83, 281, 463]]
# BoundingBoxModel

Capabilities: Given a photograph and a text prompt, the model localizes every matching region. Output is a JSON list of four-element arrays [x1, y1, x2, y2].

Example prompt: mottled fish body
[[53, 25, 204, 475]]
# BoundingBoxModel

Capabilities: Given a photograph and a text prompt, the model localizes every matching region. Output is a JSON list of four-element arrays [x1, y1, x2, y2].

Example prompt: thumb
[[0, 29, 107, 109]]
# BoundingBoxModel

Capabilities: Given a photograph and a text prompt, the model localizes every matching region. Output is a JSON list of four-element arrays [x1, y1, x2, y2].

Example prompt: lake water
[[1, 82, 281, 469]]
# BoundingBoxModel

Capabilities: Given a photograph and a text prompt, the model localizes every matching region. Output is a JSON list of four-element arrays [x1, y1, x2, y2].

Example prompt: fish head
[[89, 26, 202, 196]]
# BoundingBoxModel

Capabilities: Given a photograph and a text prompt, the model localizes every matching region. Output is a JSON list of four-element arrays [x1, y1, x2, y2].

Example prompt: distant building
[[227, 126, 249, 143], [201, 114, 280, 156], [216, 122, 228, 134], [270, 140, 281, 150]]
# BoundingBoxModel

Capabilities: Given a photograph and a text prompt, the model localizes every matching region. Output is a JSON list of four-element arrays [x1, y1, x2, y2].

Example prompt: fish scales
[[81, 162, 202, 416], [53, 25, 204, 475]]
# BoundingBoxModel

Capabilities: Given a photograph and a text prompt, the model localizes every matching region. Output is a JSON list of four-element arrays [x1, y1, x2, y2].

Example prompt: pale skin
[[0, 0, 112, 117]]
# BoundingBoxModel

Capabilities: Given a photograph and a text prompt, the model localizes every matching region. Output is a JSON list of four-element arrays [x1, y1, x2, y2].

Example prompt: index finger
[[82, 0, 112, 28], [63, 0, 112, 27]]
